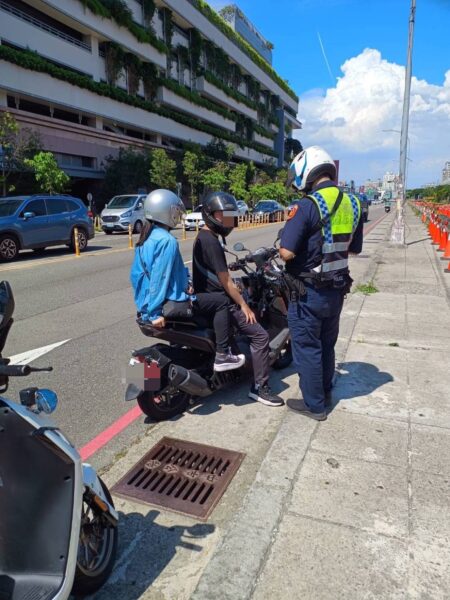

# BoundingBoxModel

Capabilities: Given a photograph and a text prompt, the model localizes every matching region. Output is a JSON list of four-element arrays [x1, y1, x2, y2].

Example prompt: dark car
[[252, 200, 285, 222], [0, 195, 95, 261]]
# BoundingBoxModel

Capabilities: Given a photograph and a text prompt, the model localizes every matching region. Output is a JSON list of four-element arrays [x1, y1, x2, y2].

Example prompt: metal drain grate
[[111, 437, 245, 520]]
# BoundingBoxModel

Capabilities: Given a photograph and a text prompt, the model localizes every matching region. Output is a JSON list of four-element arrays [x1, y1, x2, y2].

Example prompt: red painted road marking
[[79, 405, 142, 460], [80, 212, 388, 460]]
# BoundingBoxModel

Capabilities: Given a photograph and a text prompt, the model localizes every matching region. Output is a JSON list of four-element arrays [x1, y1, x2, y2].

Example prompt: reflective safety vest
[[308, 187, 361, 280]]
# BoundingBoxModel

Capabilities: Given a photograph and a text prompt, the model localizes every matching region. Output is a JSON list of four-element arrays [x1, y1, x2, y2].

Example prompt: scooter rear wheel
[[137, 391, 190, 421], [72, 478, 118, 596], [273, 342, 293, 370]]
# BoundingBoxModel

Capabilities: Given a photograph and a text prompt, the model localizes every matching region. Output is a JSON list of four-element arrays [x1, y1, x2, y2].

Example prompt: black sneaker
[[214, 351, 245, 372], [286, 398, 327, 421], [248, 384, 284, 407]]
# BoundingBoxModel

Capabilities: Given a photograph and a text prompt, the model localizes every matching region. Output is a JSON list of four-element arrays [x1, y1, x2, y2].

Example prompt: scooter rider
[[130, 189, 245, 372], [192, 191, 284, 407], [280, 146, 363, 420]]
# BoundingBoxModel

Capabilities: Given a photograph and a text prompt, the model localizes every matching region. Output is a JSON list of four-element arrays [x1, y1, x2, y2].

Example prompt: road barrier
[[128, 224, 134, 249], [94, 216, 102, 232], [237, 210, 287, 230], [412, 201, 450, 274], [73, 227, 80, 257]]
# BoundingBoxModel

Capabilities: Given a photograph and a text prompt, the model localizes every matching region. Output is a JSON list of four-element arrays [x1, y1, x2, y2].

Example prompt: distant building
[[382, 171, 400, 194], [442, 161, 450, 184], [219, 4, 273, 64]]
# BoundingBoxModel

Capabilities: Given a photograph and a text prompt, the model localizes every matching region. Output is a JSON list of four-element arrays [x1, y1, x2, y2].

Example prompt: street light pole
[[391, 0, 416, 245]]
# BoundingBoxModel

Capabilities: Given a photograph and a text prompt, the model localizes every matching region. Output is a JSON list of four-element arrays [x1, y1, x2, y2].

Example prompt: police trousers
[[287, 284, 344, 413]]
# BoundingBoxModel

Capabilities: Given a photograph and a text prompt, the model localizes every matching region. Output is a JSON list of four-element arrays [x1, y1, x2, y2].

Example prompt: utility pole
[[391, 0, 416, 245]]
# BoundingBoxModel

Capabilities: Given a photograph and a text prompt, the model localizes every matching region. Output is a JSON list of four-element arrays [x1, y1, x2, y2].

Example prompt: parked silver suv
[[101, 194, 146, 234]]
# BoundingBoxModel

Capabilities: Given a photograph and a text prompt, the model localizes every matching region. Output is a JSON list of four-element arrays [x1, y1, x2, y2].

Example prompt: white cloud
[[296, 48, 450, 187]]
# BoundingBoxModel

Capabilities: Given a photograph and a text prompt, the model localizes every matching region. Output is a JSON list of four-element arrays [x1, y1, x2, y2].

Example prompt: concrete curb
[[191, 214, 394, 600]]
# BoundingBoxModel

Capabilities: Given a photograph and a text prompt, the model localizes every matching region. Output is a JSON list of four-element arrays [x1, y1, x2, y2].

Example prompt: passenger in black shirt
[[193, 192, 284, 407]]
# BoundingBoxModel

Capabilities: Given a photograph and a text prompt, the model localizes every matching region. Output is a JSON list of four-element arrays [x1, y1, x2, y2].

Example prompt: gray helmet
[[143, 189, 185, 229]]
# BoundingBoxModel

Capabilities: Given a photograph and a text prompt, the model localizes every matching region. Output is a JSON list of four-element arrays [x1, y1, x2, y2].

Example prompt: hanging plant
[[230, 63, 242, 90], [161, 7, 173, 49], [189, 28, 203, 75], [102, 0, 132, 27], [125, 53, 142, 96], [103, 41, 125, 86], [141, 61, 159, 100], [176, 45, 190, 70], [142, 0, 156, 27]]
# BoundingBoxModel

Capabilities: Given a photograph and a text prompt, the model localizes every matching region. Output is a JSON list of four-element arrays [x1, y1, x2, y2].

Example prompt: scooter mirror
[[35, 389, 58, 414], [233, 242, 245, 252]]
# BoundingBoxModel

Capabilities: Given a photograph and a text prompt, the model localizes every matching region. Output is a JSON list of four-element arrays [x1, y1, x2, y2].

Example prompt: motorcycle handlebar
[[0, 364, 53, 377]]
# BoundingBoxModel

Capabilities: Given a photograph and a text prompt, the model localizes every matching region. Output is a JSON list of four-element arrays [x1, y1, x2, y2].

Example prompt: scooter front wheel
[[137, 391, 190, 421], [72, 478, 118, 596]]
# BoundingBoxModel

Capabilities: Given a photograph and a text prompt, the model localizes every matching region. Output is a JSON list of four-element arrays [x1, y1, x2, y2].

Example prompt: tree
[[102, 148, 151, 201], [0, 111, 42, 195], [201, 162, 229, 192], [182, 150, 203, 206], [24, 152, 70, 194], [149, 148, 176, 190], [229, 163, 249, 201], [204, 138, 234, 163], [249, 182, 289, 205]]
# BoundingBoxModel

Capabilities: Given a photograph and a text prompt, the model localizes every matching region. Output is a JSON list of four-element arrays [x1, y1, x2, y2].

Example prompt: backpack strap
[[305, 190, 344, 237]]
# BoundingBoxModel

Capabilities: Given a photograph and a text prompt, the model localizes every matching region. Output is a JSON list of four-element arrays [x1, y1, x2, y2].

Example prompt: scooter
[[124, 233, 292, 421], [0, 281, 118, 599], [385, 204, 391, 213]]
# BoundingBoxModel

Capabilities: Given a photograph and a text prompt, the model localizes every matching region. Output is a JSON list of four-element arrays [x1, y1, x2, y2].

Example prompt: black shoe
[[214, 351, 245, 372], [287, 399, 327, 421], [324, 390, 332, 408], [248, 384, 284, 407]]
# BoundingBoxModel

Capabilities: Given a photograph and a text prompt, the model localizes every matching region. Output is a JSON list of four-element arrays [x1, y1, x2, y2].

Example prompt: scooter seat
[[137, 318, 216, 352]]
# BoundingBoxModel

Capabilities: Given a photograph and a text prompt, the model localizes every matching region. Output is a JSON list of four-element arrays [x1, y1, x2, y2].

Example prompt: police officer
[[280, 146, 363, 421]]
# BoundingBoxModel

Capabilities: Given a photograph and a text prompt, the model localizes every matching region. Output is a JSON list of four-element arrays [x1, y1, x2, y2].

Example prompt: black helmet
[[202, 192, 239, 238]]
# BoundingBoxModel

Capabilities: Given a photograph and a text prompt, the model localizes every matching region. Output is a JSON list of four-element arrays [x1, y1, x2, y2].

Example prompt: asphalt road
[[0, 203, 386, 470]]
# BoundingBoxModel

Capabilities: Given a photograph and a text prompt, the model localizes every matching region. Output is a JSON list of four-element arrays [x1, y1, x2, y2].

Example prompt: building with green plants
[[0, 0, 301, 197]]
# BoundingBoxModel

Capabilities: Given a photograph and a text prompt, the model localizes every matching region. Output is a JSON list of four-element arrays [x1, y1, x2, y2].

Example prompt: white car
[[183, 205, 205, 230], [236, 200, 249, 215]]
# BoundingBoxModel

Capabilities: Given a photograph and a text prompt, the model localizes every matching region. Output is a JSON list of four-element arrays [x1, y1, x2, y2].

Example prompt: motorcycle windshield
[[0, 398, 75, 599]]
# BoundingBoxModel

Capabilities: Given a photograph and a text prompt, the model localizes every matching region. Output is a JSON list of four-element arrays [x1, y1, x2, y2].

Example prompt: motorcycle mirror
[[233, 242, 246, 252], [35, 389, 58, 414]]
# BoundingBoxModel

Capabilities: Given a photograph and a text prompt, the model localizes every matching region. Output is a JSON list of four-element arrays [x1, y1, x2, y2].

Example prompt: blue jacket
[[130, 226, 190, 321]]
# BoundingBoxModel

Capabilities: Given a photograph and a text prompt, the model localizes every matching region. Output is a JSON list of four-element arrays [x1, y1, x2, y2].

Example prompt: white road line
[[9, 339, 71, 365]]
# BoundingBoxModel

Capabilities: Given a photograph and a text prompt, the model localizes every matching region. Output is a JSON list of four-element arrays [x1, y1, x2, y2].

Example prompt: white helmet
[[287, 146, 336, 192], [143, 189, 185, 229]]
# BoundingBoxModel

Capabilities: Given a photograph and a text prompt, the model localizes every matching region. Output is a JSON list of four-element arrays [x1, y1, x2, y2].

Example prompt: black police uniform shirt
[[193, 229, 228, 296], [281, 181, 364, 276]]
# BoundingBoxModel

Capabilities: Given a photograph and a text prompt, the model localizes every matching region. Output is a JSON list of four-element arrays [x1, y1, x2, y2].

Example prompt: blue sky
[[211, 0, 450, 186]]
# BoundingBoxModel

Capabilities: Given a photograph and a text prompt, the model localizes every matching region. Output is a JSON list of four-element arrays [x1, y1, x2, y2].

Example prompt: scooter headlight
[[35, 389, 58, 414]]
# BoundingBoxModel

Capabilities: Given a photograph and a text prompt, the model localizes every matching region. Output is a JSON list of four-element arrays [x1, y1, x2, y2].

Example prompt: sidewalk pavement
[[96, 206, 449, 600], [192, 206, 450, 600]]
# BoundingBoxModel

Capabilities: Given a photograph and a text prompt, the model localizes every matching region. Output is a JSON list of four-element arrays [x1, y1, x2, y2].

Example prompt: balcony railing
[[0, 0, 91, 51]]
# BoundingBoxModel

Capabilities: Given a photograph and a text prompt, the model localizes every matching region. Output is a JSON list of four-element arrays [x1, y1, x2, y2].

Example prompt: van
[[101, 194, 146, 234]]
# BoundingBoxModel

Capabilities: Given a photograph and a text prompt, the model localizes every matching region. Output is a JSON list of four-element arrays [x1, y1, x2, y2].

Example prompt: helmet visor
[[286, 165, 296, 189]]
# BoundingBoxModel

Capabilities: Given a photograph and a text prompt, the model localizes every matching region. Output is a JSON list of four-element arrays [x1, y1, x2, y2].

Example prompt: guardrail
[[412, 201, 450, 273]]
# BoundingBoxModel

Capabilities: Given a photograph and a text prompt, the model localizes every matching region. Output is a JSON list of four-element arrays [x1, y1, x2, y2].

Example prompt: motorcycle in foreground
[[0, 282, 118, 599], [125, 233, 292, 421]]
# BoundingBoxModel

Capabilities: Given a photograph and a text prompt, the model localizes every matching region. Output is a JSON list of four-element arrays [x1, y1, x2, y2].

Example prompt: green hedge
[[203, 70, 257, 110], [190, 0, 298, 102], [79, 0, 168, 54], [160, 77, 237, 122], [0, 45, 277, 158]]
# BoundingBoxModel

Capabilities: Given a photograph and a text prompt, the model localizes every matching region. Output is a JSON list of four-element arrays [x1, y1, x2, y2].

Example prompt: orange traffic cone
[[441, 236, 450, 260], [445, 260, 450, 273], [438, 228, 448, 251]]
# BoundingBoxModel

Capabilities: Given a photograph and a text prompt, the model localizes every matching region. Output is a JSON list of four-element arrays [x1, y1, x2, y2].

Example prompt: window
[[65, 200, 81, 213], [22, 199, 47, 216], [46, 199, 68, 215]]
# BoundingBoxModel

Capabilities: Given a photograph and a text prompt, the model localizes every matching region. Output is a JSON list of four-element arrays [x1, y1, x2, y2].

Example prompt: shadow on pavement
[[332, 361, 394, 405], [13, 245, 113, 263], [406, 237, 430, 246], [91, 509, 214, 599]]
